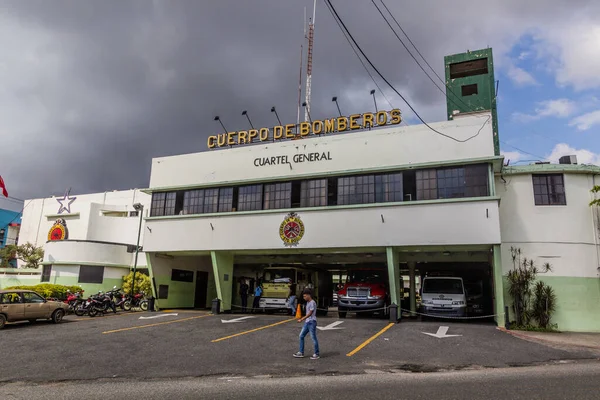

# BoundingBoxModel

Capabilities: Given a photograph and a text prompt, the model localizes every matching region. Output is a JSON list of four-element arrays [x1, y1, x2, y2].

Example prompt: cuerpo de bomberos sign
[[207, 109, 402, 149]]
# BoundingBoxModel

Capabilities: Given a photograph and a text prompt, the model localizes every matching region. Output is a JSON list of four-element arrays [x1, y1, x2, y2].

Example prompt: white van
[[419, 277, 467, 318]]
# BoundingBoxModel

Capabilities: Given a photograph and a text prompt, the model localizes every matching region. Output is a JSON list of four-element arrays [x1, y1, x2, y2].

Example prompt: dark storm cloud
[[0, 0, 598, 208]]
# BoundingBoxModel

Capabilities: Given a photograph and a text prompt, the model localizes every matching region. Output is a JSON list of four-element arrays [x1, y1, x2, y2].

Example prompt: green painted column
[[211, 251, 234, 312], [408, 261, 417, 316], [492, 244, 505, 326], [386, 247, 401, 308], [145, 253, 159, 309]]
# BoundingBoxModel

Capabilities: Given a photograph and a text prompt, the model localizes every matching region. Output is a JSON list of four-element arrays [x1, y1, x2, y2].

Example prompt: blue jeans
[[289, 295, 297, 313], [299, 320, 319, 355]]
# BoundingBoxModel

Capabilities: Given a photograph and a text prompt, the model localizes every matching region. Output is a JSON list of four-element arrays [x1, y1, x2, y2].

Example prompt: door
[[22, 292, 49, 319], [1, 292, 25, 322], [194, 271, 209, 309]]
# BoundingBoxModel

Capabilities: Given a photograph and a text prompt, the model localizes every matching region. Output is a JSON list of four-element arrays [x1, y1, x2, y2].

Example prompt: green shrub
[[3, 283, 82, 299], [122, 271, 152, 296]]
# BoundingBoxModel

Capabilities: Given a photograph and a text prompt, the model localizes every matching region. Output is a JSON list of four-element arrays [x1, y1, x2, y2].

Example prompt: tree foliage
[[122, 271, 152, 296], [16, 242, 45, 269], [591, 185, 600, 206], [506, 247, 556, 329], [0, 244, 18, 268], [0, 242, 44, 269]]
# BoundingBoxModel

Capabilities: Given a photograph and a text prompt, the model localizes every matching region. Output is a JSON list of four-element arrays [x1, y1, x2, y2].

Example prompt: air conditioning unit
[[559, 155, 577, 165]]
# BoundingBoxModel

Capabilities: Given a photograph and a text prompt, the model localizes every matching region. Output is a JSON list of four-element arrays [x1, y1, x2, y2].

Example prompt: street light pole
[[131, 203, 144, 297]]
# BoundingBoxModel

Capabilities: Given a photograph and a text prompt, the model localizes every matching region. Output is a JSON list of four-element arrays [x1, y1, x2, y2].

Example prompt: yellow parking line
[[346, 322, 395, 357], [102, 313, 212, 334], [212, 318, 295, 343], [72, 313, 130, 321]]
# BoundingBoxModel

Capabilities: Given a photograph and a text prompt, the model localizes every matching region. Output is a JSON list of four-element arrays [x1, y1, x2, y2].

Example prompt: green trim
[[211, 251, 234, 312], [145, 196, 501, 221], [488, 163, 496, 196], [144, 156, 504, 193], [492, 244, 505, 326], [386, 247, 401, 312], [40, 261, 133, 269], [146, 253, 158, 303], [0, 268, 41, 274], [501, 164, 600, 176]]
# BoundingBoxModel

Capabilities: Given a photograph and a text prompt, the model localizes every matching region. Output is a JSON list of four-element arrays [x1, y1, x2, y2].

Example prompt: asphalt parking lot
[[1, 311, 598, 383]]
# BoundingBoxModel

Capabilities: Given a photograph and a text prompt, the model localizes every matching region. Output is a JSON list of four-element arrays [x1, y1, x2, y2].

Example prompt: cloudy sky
[[1, 0, 599, 212]]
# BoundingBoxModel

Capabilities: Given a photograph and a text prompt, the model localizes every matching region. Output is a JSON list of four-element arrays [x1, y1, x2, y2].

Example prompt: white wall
[[496, 173, 600, 277], [144, 199, 501, 252], [43, 240, 147, 267], [149, 112, 494, 188], [6, 225, 19, 245], [18, 189, 150, 268]]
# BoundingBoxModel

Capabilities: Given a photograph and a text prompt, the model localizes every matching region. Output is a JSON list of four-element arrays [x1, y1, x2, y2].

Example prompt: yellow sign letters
[[207, 109, 402, 149]]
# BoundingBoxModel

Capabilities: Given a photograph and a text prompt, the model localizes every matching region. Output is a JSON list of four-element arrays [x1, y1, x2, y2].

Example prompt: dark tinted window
[[41, 265, 52, 282], [338, 175, 375, 205], [78, 266, 104, 284], [238, 185, 263, 211], [532, 174, 566, 205], [423, 279, 464, 294], [150, 192, 166, 216], [300, 179, 327, 207], [264, 182, 292, 210], [375, 173, 403, 203], [171, 269, 194, 282]]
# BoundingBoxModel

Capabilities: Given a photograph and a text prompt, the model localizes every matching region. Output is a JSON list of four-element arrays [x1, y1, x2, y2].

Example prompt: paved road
[[2, 361, 599, 399], [1, 312, 597, 382]]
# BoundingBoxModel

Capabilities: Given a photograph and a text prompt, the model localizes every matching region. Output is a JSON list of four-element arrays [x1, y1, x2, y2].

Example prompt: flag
[[0, 175, 8, 198]]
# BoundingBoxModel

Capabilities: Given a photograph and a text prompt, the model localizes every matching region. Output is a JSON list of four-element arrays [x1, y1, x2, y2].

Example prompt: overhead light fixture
[[443, 251, 451, 256]]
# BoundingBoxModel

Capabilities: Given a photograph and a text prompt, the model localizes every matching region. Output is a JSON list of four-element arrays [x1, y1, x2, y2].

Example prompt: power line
[[370, 0, 482, 113], [323, 0, 407, 125], [500, 140, 546, 161], [5, 199, 32, 227], [324, 0, 488, 143]]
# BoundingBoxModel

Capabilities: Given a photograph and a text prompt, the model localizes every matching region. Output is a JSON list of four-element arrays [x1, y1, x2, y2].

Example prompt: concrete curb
[[497, 327, 600, 351]]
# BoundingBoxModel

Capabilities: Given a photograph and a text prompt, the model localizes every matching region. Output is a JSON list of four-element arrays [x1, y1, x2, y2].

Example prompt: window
[[238, 185, 263, 211], [437, 167, 465, 199], [338, 175, 375, 205], [171, 269, 194, 282], [465, 164, 489, 197], [41, 265, 52, 282], [449, 58, 488, 79], [532, 174, 566, 205], [416, 169, 437, 200], [183, 188, 234, 214], [461, 83, 478, 96], [183, 190, 204, 214], [218, 187, 234, 212], [158, 285, 169, 299], [78, 265, 104, 284], [22, 292, 45, 303], [164, 192, 177, 215], [150, 192, 166, 216], [203, 188, 219, 213], [264, 182, 292, 210], [375, 173, 403, 203], [0, 228, 5, 243], [301, 179, 327, 207]]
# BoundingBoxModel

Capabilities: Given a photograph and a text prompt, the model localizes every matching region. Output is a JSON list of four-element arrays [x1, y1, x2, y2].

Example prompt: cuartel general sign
[[207, 109, 402, 149]]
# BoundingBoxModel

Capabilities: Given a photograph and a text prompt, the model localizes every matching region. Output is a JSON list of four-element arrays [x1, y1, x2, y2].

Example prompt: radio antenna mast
[[304, 0, 316, 123], [296, 7, 306, 134]]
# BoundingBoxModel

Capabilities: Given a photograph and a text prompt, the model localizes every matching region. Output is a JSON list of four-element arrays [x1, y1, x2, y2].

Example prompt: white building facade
[[8, 189, 151, 292]]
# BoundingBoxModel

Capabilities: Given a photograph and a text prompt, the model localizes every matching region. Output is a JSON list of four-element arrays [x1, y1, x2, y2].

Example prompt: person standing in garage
[[293, 289, 320, 360], [239, 279, 249, 313], [252, 282, 262, 313]]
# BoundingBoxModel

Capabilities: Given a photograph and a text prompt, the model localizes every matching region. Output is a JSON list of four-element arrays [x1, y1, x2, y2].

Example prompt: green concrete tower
[[444, 48, 499, 155]]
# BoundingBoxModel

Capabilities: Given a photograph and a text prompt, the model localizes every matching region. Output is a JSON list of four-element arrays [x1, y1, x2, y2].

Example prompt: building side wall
[[148, 254, 215, 309], [497, 174, 600, 332]]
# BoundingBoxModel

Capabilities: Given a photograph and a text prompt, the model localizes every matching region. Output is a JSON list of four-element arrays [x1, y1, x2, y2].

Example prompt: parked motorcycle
[[123, 291, 149, 311]]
